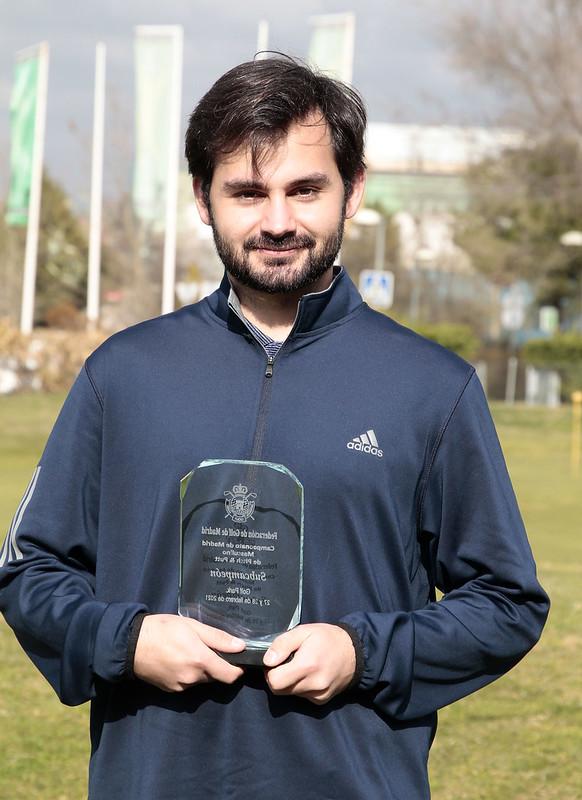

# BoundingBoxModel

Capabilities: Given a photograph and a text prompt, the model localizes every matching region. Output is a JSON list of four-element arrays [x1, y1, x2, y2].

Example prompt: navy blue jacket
[[0, 269, 549, 799]]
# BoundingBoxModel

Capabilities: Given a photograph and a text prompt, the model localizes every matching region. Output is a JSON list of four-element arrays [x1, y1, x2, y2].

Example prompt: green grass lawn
[[0, 393, 90, 799], [0, 394, 580, 799], [430, 404, 582, 800]]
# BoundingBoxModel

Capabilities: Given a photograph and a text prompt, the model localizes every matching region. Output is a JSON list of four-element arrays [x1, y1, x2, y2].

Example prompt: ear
[[193, 178, 212, 226], [345, 169, 366, 220]]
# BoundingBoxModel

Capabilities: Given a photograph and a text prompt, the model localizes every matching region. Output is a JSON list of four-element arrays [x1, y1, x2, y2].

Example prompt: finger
[[202, 648, 245, 684], [265, 667, 304, 694], [187, 619, 246, 652], [264, 640, 323, 692], [263, 626, 312, 667]]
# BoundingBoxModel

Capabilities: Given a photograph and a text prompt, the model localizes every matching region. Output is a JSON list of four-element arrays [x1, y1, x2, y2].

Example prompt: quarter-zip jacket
[[0, 269, 548, 800]]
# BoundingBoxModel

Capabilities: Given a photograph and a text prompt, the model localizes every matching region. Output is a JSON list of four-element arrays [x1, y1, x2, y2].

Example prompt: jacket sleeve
[[340, 372, 549, 720], [0, 364, 147, 706]]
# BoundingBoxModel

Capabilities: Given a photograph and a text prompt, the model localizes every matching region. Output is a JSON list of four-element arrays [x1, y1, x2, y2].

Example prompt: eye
[[235, 191, 262, 201], [293, 186, 319, 198]]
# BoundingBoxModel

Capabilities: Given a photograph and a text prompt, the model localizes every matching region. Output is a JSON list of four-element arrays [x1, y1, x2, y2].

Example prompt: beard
[[209, 207, 345, 295]]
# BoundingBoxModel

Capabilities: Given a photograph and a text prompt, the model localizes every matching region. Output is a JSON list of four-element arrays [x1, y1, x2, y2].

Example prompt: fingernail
[[231, 637, 245, 647], [263, 648, 278, 666]]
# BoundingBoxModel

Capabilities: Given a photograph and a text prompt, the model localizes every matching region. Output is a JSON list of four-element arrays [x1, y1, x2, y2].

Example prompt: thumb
[[263, 626, 309, 667]]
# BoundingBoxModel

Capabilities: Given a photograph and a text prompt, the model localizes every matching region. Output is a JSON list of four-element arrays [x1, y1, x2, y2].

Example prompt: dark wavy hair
[[185, 55, 367, 203]]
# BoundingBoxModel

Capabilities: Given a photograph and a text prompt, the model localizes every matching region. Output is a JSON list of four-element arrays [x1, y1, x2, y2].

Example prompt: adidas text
[[347, 441, 383, 458]]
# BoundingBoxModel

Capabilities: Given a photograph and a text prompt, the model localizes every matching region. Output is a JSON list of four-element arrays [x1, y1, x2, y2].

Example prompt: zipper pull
[[265, 357, 274, 378]]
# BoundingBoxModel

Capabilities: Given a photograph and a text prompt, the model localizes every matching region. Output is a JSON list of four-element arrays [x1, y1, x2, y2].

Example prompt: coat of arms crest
[[224, 483, 257, 523]]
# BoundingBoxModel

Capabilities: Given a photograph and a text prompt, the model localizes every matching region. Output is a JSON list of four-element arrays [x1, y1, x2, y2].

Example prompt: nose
[[260, 195, 296, 238]]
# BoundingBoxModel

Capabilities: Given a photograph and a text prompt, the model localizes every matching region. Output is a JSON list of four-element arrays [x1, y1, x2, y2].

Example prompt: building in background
[[364, 123, 523, 268], [365, 123, 522, 214], [349, 123, 525, 338]]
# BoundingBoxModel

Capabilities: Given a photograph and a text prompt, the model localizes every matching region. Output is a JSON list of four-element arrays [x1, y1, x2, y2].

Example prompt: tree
[[2, 173, 91, 326], [35, 173, 90, 323], [0, 204, 24, 320], [455, 135, 582, 320], [443, 1, 582, 321], [446, 0, 582, 136], [100, 192, 164, 327], [0, 173, 132, 329]]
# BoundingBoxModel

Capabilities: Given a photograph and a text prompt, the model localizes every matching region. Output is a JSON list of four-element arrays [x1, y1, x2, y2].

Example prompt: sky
[[0, 0, 501, 211]]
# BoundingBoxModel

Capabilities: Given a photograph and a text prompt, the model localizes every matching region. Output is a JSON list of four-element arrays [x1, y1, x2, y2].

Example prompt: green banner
[[133, 31, 175, 228], [6, 54, 39, 226], [308, 14, 354, 84]]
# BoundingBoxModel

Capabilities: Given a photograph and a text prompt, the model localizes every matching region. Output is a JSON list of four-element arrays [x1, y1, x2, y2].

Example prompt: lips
[[257, 246, 301, 254], [244, 236, 315, 253]]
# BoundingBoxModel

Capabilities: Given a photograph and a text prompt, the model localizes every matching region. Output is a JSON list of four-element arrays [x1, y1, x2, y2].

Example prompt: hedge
[[524, 332, 582, 394]]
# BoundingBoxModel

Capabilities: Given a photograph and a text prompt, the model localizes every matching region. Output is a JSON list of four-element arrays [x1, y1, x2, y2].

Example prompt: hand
[[133, 614, 246, 691], [263, 623, 356, 705]]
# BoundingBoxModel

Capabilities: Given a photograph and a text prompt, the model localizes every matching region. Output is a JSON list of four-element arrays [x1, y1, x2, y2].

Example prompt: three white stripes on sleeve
[[0, 466, 41, 567]]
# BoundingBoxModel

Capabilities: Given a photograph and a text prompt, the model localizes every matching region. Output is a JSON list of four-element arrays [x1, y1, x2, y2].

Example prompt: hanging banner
[[308, 12, 355, 84], [133, 26, 181, 228], [6, 50, 40, 226]]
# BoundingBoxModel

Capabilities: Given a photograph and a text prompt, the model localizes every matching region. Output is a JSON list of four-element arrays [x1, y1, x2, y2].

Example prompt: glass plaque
[[179, 459, 303, 665]]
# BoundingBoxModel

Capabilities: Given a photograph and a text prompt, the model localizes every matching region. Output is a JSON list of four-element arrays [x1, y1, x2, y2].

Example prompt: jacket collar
[[206, 267, 364, 337]]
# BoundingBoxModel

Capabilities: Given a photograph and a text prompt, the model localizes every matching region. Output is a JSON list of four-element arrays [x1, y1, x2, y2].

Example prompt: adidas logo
[[347, 429, 383, 458]]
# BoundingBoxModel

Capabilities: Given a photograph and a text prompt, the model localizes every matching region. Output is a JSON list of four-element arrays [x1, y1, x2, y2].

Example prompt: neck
[[228, 268, 334, 340]]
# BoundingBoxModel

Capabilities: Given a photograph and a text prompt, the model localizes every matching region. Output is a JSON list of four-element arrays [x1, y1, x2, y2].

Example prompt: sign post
[[571, 391, 582, 475], [359, 270, 394, 310]]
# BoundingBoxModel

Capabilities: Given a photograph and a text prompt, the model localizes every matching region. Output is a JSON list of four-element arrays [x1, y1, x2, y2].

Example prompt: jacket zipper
[[226, 296, 289, 461], [250, 354, 276, 461]]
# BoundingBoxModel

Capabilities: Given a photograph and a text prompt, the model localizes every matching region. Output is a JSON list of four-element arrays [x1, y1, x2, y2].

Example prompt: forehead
[[212, 118, 339, 186]]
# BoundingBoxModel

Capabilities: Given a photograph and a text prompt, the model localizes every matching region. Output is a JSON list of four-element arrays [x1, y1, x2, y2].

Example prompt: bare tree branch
[[444, 0, 582, 134]]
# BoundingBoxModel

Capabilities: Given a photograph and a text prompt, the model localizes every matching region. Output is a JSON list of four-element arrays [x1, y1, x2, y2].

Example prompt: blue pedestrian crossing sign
[[359, 270, 394, 310]]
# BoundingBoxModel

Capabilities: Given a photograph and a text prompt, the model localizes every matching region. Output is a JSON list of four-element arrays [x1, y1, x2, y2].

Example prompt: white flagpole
[[87, 42, 106, 330], [256, 20, 269, 56], [161, 26, 183, 316], [20, 41, 49, 335]]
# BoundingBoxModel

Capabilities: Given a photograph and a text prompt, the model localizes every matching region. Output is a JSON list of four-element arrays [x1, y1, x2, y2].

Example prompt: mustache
[[243, 233, 316, 252]]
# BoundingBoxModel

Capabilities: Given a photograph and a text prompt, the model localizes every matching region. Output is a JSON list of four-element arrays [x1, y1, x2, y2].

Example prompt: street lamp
[[409, 246, 435, 321], [352, 208, 387, 271]]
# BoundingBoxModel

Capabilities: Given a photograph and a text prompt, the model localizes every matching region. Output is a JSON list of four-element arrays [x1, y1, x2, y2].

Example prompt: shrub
[[409, 321, 480, 361], [523, 333, 582, 395], [0, 319, 106, 393]]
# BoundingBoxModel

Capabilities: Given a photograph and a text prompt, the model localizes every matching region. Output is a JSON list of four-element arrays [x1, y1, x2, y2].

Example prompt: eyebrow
[[221, 172, 331, 193]]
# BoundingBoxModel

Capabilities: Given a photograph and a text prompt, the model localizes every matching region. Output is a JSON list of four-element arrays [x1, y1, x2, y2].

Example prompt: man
[[0, 57, 548, 799]]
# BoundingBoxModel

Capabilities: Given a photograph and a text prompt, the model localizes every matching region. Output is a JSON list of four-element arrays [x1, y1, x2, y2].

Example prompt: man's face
[[194, 116, 365, 294]]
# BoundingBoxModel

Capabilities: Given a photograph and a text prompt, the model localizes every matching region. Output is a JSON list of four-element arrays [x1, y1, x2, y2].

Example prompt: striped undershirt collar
[[244, 319, 283, 358], [227, 288, 283, 357], [226, 266, 342, 358]]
